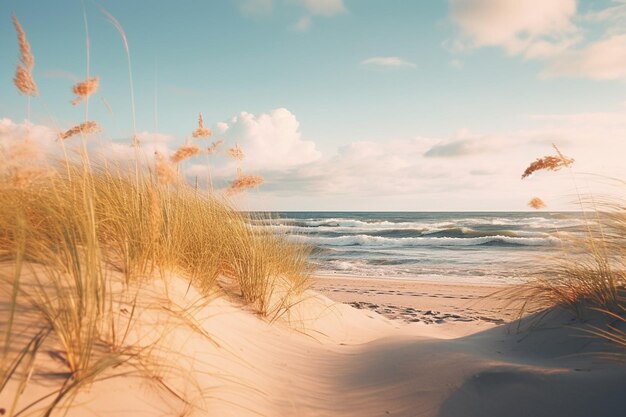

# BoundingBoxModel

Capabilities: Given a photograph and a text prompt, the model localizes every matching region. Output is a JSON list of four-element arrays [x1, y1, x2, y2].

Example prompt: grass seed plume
[[227, 174, 264, 195], [528, 197, 547, 209], [59, 121, 102, 140], [12, 14, 37, 96], [228, 145, 245, 161], [71, 76, 99, 105], [192, 112, 212, 139], [170, 145, 201, 163], [521, 145, 574, 179]]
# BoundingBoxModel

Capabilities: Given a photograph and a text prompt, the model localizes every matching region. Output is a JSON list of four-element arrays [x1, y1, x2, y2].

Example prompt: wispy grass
[[1, 10, 311, 415], [514, 146, 625, 352]]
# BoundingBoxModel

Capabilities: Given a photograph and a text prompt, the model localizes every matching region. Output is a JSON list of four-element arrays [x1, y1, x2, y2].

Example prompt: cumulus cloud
[[543, 34, 626, 80], [201, 108, 321, 173], [450, 0, 577, 56], [361, 56, 416, 68], [424, 137, 493, 158], [449, 0, 626, 80]]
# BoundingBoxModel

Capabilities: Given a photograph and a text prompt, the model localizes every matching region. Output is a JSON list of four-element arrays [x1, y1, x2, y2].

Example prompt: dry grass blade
[[12, 15, 37, 96], [154, 151, 178, 184], [528, 197, 547, 209], [170, 145, 201, 163], [59, 121, 101, 140], [71, 77, 99, 105], [192, 113, 212, 139]]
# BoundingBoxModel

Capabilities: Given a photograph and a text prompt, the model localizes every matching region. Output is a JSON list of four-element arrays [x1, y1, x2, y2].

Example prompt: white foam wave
[[298, 234, 559, 247]]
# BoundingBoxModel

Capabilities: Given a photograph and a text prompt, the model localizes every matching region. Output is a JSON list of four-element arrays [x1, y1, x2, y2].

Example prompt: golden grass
[[59, 121, 102, 140], [192, 113, 212, 139], [1, 10, 310, 414], [154, 151, 178, 184], [528, 197, 547, 209], [228, 145, 245, 161], [516, 147, 625, 332], [521, 144, 574, 179], [226, 173, 264, 195], [170, 145, 201, 163], [71, 76, 99, 105], [12, 14, 37, 97]]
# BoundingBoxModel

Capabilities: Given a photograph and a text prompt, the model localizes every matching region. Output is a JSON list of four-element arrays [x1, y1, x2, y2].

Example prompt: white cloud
[[543, 34, 626, 80], [4, 103, 625, 210], [449, 0, 626, 80], [211, 108, 321, 172], [361, 56, 416, 68], [450, 0, 578, 56], [216, 122, 229, 133], [297, 0, 346, 16]]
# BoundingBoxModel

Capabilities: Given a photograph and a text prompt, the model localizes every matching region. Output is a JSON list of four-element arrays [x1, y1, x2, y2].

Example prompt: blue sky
[[1, 0, 626, 210]]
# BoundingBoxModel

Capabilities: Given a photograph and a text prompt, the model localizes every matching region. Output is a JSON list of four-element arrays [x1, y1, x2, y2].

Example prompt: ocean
[[258, 212, 585, 284]]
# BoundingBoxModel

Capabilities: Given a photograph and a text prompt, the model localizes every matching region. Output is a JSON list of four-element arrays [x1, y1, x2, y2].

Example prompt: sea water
[[257, 212, 584, 284]]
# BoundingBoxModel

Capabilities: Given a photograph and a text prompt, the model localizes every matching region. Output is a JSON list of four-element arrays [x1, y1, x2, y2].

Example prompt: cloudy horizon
[[1, 0, 625, 210]]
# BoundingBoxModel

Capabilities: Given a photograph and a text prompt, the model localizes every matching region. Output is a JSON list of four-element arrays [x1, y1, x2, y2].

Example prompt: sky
[[1, 0, 625, 210]]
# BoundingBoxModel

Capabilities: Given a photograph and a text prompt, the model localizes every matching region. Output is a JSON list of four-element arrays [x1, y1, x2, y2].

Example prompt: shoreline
[[311, 274, 520, 327]]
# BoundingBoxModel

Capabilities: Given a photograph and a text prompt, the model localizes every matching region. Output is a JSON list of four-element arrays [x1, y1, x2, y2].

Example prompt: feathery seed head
[[528, 197, 547, 209], [12, 15, 37, 97], [226, 174, 264, 195], [59, 121, 102, 140], [192, 112, 212, 138], [521, 146, 574, 179], [228, 145, 245, 161], [71, 77, 100, 105], [170, 145, 201, 163]]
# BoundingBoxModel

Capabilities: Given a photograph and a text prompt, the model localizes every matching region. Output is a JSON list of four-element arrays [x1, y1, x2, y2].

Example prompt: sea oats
[[521, 148, 574, 179], [207, 140, 224, 155], [14, 65, 38, 96], [147, 186, 162, 243], [528, 197, 547, 210], [71, 77, 99, 105], [226, 174, 264, 195], [154, 151, 178, 184], [59, 121, 102, 140], [170, 145, 201, 163], [228, 145, 245, 161], [192, 112, 212, 138], [12, 15, 37, 96]]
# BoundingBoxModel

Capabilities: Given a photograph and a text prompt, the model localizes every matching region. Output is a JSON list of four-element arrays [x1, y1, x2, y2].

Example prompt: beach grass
[[0, 12, 311, 414]]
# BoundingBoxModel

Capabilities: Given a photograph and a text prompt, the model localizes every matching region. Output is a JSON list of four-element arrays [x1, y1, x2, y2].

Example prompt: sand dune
[[2, 272, 625, 416]]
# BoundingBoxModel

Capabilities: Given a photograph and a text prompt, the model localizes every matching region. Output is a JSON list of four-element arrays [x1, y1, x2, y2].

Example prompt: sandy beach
[[4, 268, 625, 417], [312, 275, 517, 326]]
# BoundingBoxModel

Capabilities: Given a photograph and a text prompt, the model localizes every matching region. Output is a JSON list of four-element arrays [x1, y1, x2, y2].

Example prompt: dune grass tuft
[[1, 8, 312, 414]]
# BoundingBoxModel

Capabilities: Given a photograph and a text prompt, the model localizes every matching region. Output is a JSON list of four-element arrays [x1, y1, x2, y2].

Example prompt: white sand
[[2, 271, 625, 417]]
